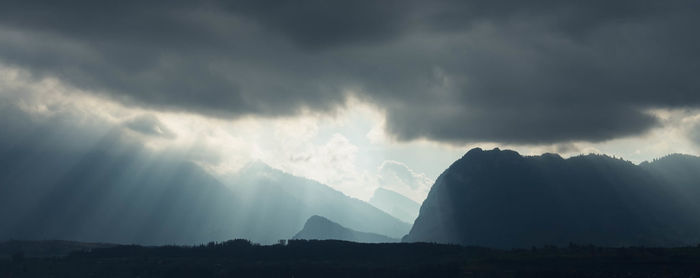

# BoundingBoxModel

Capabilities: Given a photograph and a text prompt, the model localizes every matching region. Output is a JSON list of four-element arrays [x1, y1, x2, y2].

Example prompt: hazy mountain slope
[[227, 163, 412, 241], [292, 215, 398, 243], [403, 148, 700, 248], [369, 188, 420, 223], [0, 145, 410, 245], [0, 146, 244, 245], [641, 154, 700, 207]]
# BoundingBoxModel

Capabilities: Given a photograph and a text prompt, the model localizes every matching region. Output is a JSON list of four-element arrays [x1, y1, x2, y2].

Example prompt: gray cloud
[[124, 114, 176, 139], [0, 91, 124, 156], [1, 0, 699, 144]]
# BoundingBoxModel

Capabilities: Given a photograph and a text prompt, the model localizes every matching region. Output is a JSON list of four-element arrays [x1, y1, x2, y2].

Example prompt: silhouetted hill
[[403, 148, 700, 248], [369, 188, 420, 223], [293, 215, 398, 243]]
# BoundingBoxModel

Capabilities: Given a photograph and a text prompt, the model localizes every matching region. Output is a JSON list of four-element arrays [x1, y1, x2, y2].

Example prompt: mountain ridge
[[0, 148, 409, 245], [369, 188, 420, 224], [228, 162, 411, 240], [404, 148, 700, 248]]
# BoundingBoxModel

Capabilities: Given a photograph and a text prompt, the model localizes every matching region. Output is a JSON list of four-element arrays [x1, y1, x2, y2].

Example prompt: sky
[[1, 1, 700, 202]]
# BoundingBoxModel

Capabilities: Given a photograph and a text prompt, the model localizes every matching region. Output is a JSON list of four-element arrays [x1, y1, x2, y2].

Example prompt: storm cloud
[[1, 0, 699, 144]]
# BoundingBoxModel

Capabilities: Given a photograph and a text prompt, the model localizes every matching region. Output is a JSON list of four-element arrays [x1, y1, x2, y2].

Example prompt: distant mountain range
[[224, 162, 411, 242], [0, 147, 409, 245], [404, 148, 700, 248], [293, 215, 398, 243], [369, 188, 420, 223]]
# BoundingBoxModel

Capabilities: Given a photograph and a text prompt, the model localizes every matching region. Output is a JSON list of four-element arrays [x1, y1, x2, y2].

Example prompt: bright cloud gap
[[2, 63, 700, 203]]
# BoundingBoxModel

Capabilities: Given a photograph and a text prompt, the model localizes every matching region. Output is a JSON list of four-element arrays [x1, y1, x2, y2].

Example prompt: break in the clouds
[[378, 161, 430, 191], [377, 160, 432, 202], [0, 66, 439, 201], [1, 0, 699, 144]]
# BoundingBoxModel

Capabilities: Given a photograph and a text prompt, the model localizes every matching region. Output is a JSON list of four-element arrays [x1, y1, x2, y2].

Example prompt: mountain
[[369, 188, 420, 223], [225, 163, 411, 242], [641, 154, 700, 205], [403, 148, 700, 248], [0, 146, 410, 245], [0, 147, 245, 245], [292, 215, 398, 243]]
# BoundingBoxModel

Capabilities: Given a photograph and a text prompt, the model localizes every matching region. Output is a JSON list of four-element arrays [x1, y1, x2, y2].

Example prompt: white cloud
[[260, 131, 373, 199], [377, 160, 433, 203]]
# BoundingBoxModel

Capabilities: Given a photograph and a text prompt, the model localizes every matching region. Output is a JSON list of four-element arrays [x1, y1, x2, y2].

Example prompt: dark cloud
[[1, 0, 699, 144], [223, 0, 411, 48], [0, 91, 125, 155]]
